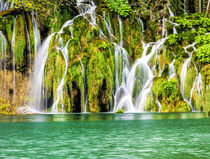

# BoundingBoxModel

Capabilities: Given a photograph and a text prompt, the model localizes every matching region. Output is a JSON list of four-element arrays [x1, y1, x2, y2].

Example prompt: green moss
[[144, 94, 159, 112], [45, 4, 77, 33], [152, 77, 191, 112], [115, 108, 124, 113], [174, 101, 191, 112], [87, 42, 113, 112], [14, 15, 26, 70], [183, 63, 196, 101], [4, 15, 14, 46], [86, 26, 100, 42], [0, 98, 16, 115]]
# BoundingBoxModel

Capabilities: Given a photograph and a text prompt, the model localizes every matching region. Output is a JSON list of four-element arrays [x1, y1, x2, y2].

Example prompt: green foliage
[[195, 34, 210, 46], [9, 0, 72, 16], [168, 34, 178, 45], [151, 77, 191, 112], [11, 0, 51, 13], [175, 14, 210, 31], [104, 0, 131, 17], [162, 80, 178, 98], [196, 44, 210, 64], [133, 0, 150, 16], [195, 34, 210, 64]]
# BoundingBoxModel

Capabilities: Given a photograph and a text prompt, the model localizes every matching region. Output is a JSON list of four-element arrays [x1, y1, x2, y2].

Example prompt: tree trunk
[[0, 8, 23, 17]]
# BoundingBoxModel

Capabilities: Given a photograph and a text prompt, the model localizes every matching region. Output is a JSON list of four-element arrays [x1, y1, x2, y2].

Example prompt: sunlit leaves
[[104, 0, 131, 17]]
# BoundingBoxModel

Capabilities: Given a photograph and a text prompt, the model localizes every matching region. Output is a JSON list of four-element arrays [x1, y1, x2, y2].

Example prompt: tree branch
[[0, 8, 23, 17]]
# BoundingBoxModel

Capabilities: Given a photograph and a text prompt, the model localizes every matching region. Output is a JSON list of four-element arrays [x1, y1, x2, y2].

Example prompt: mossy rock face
[[201, 64, 210, 115], [174, 101, 191, 112], [86, 40, 113, 112], [96, 11, 143, 61], [122, 17, 142, 60], [26, 13, 35, 55], [4, 15, 14, 46], [72, 17, 90, 42], [191, 87, 204, 111], [43, 13, 115, 113], [45, 3, 78, 33], [144, 93, 159, 112], [182, 62, 196, 101], [64, 62, 84, 113], [14, 15, 27, 70], [170, 74, 180, 86], [152, 77, 191, 112], [0, 98, 16, 115]]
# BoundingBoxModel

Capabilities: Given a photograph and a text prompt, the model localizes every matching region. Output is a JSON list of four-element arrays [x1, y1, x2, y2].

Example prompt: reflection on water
[[0, 112, 206, 122]]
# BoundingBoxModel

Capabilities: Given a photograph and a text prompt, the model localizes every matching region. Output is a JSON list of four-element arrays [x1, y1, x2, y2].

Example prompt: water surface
[[0, 113, 209, 159]]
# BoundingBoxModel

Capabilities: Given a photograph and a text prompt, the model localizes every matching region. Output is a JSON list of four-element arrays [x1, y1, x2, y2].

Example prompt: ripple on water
[[0, 114, 209, 159]]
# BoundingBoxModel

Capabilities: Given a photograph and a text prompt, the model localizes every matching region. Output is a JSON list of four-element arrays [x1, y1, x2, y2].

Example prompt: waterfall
[[168, 53, 176, 80], [11, 17, 16, 103], [30, 33, 55, 112], [156, 98, 162, 112], [27, 0, 203, 114], [103, 12, 114, 38], [30, 0, 100, 113], [168, 59, 175, 79], [167, 3, 174, 17], [199, 0, 202, 13], [114, 44, 130, 89], [137, 17, 145, 34], [184, 0, 187, 13], [32, 12, 41, 57], [118, 15, 123, 46], [78, 55, 87, 113], [0, 31, 7, 97], [180, 43, 197, 111], [0, 0, 14, 11], [51, 0, 99, 113], [189, 63, 203, 108], [113, 38, 166, 112], [51, 41, 69, 113]]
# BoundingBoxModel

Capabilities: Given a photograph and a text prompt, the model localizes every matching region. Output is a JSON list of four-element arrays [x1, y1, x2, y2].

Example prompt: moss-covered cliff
[[0, 0, 209, 114]]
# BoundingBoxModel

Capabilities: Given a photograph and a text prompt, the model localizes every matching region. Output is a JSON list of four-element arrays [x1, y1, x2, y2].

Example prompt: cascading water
[[168, 3, 174, 17], [31, 0, 99, 113], [51, 40, 69, 113], [199, 0, 202, 13], [27, 0, 205, 114], [0, 31, 7, 96], [30, 33, 55, 112], [137, 17, 145, 34], [78, 55, 87, 113], [32, 12, 41, 56], [11, 17, 16, 103], [0, 0, 14, 11], [180, 43, 197, 110], [113, 38, 166, 112]]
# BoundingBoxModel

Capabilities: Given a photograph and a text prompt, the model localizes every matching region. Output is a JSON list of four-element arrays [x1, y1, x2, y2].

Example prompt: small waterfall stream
[[0, 0, 14, 11], [180, 43, 197, 110], [32, 12, 41, 56], [78, 55, 87, 113], [51, 41, 69, 113], [0, 31, 7, 97], [113, 38, 166, 112], [11, 17, 16, 103]]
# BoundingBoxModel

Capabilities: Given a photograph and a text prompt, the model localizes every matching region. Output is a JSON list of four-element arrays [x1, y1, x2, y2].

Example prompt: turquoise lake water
[[0, 113, 209, 159]]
